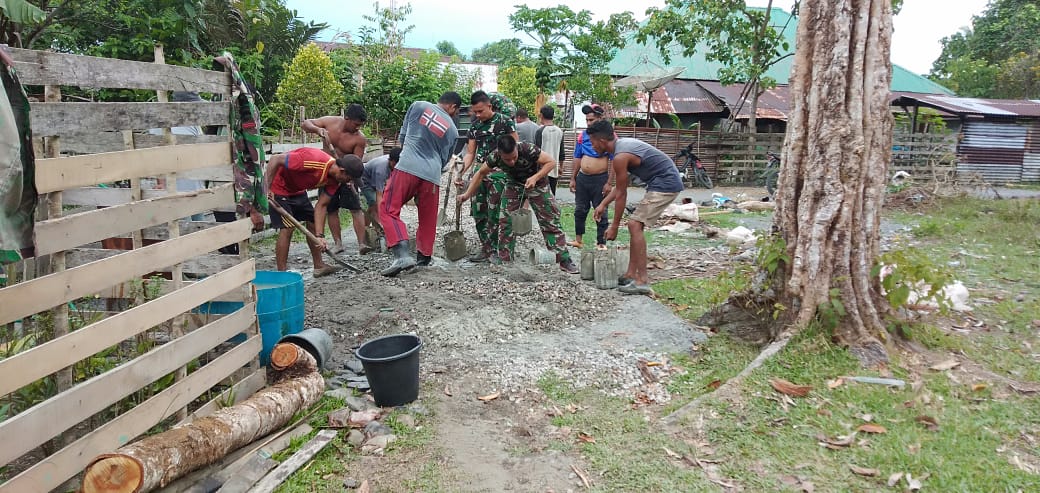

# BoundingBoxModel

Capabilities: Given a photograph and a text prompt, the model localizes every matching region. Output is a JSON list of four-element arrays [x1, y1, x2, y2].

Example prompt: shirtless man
[[568, 103, 614, 249], [301, 103, 370, 254]]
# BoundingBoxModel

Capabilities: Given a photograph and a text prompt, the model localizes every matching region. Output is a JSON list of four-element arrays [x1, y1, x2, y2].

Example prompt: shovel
[[268, 199, 362, 273], [443, 186, 467, 261], [438, 156, 459, 225]]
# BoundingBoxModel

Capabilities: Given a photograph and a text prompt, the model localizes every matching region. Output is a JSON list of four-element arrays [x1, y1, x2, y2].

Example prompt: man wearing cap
[[569, 103, 614, 250], [589, 120, 683, 296], [264, 148, 364, 277], [301, 104, 370, 254]]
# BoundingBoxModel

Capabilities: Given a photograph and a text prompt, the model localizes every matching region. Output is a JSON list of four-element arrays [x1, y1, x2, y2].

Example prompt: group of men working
[[262, 90, 683, 295]]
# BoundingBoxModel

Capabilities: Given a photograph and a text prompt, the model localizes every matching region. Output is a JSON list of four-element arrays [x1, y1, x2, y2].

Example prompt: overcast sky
[[287, 0, 990, 75]]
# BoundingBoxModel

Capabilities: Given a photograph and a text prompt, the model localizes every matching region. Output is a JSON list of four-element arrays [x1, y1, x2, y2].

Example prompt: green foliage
[[816, 288, 847, 331], [873, 250, 955, 312], [0, 0, 44, 25], [435, 40, 463, 60], [470, 38, 527, 66], [273, 42, 344, 126], [754, 232, 789, 276], [508, 5, 636, 102], [930, 0, 1040, 98], [497, 65, 538, 114]]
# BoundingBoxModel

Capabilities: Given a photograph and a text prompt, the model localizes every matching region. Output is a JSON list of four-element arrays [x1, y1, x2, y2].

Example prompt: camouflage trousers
[[498, 179, 571, 263], [471, 171, 508, 257]]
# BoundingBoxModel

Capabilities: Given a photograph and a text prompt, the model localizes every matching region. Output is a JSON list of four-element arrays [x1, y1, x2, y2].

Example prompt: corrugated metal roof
[[609, 8, 954, 96], [892, 94, 1040, 118], [695, 80, 791, 120], [631, 79, 726, 114]]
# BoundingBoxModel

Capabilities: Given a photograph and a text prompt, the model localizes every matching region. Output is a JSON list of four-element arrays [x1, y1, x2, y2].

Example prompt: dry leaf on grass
[[477, 391, 500, 402], [571, 464, 592, 488], [930, 359, 961, 371], [915, 415, 940, 431], [906, 472, 926, 491], [856, 423, 887, 434], [818, 432, 857, 450], [577, 431, 596, 444], [849, 465, 879, 477], [662, 447, 682, 459], [770, 378, 813, 397], [443, 385, 453, 397], [887, 472, 904, 487], [971, 383, 989, 392], [706, 379, 722, 390], [827, 378, 845, 389], [816, 408, 832, 417], [358, 479, 371, 493]]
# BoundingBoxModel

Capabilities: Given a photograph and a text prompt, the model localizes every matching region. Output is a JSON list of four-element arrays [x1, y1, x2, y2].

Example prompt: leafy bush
[[272, 42, 345, 126]]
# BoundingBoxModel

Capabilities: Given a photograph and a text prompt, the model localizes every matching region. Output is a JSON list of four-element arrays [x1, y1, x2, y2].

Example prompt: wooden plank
[[0, 260, 254, 398], [35, 142, 231, 194], [30, 102, 230, 137], [60, 133, 228, 156], [0, 303, 256, 467], [0, 335, 261, 493], [213, 425, 312, 493], [248, 430, 339, 493], [0, 218, 251, 326], [6, 47, 229, 94], [66, 249, 241, 275], [178, 164, 234, 182], [34, 184, 234, 256]]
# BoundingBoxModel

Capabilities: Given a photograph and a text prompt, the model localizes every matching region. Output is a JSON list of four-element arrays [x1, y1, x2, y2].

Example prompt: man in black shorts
[[264, 147, 363, 277]]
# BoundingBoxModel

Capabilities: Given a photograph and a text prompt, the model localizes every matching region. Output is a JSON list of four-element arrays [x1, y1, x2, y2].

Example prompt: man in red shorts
[[264, 147, 364, 277]]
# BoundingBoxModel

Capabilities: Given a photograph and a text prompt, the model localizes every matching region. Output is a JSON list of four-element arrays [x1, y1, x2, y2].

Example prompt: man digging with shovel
[[264, 148, 364, 277], [458, 135, 580, 274], [379, 92, 462, 277]]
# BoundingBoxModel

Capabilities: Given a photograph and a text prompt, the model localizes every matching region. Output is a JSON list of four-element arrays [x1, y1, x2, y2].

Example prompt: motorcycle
[[675, 143, 713, 189]]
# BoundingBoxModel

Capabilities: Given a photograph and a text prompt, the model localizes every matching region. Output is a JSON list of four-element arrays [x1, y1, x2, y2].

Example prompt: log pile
[[81, 343, 324, 493]]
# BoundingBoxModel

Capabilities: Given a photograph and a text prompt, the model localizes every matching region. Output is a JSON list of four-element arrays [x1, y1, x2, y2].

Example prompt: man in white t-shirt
[[534, 105, 565, 195]]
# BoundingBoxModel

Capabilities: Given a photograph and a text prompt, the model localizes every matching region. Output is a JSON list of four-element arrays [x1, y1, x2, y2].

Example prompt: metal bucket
[[444, 231, 467, 261], [594, 250, 618, 290], [278, 327, 333, 369], [529, 248, 556, 265], [509, 208, 533, 236], [580, 252, 595, 280]]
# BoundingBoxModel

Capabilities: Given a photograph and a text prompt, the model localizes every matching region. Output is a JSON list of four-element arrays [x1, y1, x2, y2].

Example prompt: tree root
[[661, 336, 792, 430]]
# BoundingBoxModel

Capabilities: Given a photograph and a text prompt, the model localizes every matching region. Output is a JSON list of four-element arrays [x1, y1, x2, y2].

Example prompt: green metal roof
[[608, 7, 954, 96]]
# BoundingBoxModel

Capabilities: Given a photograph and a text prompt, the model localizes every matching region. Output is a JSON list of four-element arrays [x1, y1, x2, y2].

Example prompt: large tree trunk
[[81, 344, 325, 493], [774, 0, 894, 366], [708, 0, 894, 367]]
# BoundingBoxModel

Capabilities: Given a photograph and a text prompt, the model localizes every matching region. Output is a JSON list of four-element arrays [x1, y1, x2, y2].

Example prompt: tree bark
[[81, 345, 325, 493], [773, 0, 894, 366]]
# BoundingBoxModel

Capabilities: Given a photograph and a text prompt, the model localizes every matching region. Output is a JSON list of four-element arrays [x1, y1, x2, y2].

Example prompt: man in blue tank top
[[588, 120, 683, 296]]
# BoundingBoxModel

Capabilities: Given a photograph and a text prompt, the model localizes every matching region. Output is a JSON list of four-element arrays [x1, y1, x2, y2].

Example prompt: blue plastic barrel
[[194, 270, 305, 366]]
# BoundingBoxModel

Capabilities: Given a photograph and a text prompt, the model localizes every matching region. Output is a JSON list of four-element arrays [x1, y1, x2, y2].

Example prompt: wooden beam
[[0, 218, 251, 326], [66, 249, 241, 276], [0, 335, 260, 493], [30, 102, 230, 137], [34, 184, 234, 256], [35, 142, 231, 194], [0, 303, 256, 467], [0, 260, 254, 398], [248, 430, 339, 493], [59, 133, 228, 156], [6, 47, 229, 95]]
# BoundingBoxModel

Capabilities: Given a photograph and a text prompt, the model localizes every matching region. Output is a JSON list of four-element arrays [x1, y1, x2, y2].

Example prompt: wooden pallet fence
[[0, 47, 262, 493]]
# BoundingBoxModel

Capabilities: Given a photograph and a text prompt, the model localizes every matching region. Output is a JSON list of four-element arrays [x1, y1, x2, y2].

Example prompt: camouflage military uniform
[[468, 112, 516, 258], [486, 142, 571, 263]]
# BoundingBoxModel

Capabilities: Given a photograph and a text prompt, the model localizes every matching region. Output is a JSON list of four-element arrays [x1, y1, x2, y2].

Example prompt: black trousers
[[573, 171, 609, 245]]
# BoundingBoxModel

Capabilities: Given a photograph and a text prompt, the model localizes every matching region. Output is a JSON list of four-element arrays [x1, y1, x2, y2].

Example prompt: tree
[[497, 65, 538, 114], [638, 0, 795, 133], [694, 0, 895, 371], [435, 40, 463, 60], [508, 6, 636, 103], [470, 38, 525, 66], [273, 42, 344, 129], [930, 0, 1040, 98]]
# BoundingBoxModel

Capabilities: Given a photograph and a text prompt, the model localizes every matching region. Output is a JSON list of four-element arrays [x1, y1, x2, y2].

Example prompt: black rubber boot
[[381, 243, 417, 277], [416, 252, 432, 267]]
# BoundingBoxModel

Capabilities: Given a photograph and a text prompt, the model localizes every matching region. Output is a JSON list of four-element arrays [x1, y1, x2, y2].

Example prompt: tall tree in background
[[638, 0, 795, 133], [508, 5, 636, 107], [273, 42, 344, 128], [470, 38, 526, 67], [930, 0, 1040, 98], [700, 0, 896, 368], [435, 40, 464, 60]]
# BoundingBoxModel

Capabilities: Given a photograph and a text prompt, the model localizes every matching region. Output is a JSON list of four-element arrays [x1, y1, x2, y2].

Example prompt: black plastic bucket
[[355, 334, 423, 407]]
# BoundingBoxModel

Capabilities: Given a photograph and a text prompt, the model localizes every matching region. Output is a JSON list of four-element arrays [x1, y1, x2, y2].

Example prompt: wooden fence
[[0, 47, 262, 492]]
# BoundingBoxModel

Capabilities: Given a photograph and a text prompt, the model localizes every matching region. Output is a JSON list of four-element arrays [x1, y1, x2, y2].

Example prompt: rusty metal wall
[[958, 121, 1027, 184], [1023, 121, 1040, 182]]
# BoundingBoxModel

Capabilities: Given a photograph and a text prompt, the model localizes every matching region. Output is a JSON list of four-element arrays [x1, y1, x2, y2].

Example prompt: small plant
[[872, 250, 955, 312], [816, 288, 846, 331], [755, 233, 789, 277]]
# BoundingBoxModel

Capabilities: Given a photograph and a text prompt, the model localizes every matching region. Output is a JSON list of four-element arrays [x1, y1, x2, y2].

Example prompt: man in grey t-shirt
[[515, 107, 539, 143], [589, 120, 682, 296], [361, 146, 400, 235]]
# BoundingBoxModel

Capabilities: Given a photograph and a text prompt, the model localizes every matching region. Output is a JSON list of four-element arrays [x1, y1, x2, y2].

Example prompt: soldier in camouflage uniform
[[458, 135, 579, 274], [457, 90, 518, 262]]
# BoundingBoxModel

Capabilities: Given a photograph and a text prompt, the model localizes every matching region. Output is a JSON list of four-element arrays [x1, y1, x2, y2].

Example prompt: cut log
[[82, 344, 324, 493]]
